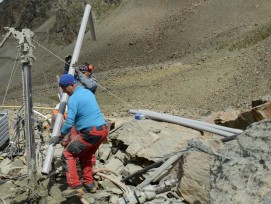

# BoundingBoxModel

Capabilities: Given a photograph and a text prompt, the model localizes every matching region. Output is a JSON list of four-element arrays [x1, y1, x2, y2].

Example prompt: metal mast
[[2, 28, 37, 184], [21, 29, 37, 185]]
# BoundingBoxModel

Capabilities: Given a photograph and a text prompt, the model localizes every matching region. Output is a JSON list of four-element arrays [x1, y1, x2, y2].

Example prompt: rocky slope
[[0, 0, 271, 116]]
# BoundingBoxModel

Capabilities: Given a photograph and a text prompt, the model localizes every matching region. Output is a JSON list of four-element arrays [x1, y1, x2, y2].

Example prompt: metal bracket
[[0, 27, 36, 65]]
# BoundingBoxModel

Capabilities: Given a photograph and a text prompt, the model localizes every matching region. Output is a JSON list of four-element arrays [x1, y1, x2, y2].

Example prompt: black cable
[[133, 191, 141, 204], [121, 160, 163, 182], [221, 134, 239, 142]]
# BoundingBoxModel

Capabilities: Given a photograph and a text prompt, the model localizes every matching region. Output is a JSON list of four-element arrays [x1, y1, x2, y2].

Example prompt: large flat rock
[[114, 119, 202, 161]]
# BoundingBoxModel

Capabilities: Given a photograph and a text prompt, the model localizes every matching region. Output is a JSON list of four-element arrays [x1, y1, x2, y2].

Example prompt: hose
[[221, 134, 239, 142], [93, 168, 118, 176], [121, 160, 164, 182], [96, 172, 130, 193], [0, 196, 7, 204]]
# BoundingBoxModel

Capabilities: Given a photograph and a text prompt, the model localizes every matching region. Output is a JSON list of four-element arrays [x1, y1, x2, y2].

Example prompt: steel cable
[[1, 48, 20, 105], [31, 38, 134, 109]]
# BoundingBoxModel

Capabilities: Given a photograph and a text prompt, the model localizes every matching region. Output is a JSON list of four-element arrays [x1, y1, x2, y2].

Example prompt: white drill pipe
[[138, 152, 183, 188], [138, 109, 243, 134], [42, 4, 94, 175], [129, 109, 237, 137], [33, 109, 48, 120]]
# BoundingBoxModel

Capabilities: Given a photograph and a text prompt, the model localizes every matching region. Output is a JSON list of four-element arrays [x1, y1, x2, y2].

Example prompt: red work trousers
[[61, 125, 108, 188]]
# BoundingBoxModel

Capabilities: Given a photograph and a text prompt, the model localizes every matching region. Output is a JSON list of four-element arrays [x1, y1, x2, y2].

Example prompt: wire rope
[[1, 48, 20, 105], [96, 82, 133, 108], [31, 38, 134, 109], [41, 64, 54, 93], [31, 39, 66, 64], [31, 39, 60, 93], [29, 41, 156, 156]]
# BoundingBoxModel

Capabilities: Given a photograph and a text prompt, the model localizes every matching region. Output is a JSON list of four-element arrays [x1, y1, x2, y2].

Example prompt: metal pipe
[[69, 4, 92, 75], [99, 147, 111, 164], [42, 4, 94, 175], [56, 75, 63, 100], [121, 160, 164, 183], [139, 109, 243, 134], [130, 110, 236, 137], [33, 110, 48, 120], [221, 134, 238, 142], [79, 196, 89, 204], [154, 178, 179, 194], [137, 151, 186, 188], [0, 27, 12, 48], [23, 63, 36, 185]]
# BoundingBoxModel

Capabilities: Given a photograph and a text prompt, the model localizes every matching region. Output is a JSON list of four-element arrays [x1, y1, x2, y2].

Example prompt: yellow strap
[[0, 105, 54, 110]]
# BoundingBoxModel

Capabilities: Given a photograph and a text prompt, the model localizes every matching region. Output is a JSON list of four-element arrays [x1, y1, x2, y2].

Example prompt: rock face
[[178, 151, 212, 204], [234, 102, 271, 130], [0, 0, 119, 45], [210, 120, 271, 203]]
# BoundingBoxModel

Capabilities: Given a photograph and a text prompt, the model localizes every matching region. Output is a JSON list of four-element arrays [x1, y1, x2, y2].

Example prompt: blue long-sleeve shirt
[[61, 86, 105, 135]]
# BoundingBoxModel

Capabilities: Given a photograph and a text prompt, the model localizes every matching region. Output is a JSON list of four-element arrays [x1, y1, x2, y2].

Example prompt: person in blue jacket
[[50, 74, 108, 197]]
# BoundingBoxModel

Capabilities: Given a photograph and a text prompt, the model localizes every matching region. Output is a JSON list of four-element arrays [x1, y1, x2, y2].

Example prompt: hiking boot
[[83, 183, 97, 193], [62, 185, 84, 197]]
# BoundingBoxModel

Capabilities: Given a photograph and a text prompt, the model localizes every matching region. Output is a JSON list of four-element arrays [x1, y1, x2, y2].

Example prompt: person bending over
[[50, 74, 107, 197]]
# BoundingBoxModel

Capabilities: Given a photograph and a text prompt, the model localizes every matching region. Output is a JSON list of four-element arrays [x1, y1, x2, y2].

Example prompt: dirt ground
[[1, 0, 271, 116]]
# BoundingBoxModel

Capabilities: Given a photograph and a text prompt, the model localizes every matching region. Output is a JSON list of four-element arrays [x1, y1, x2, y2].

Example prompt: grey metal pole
[[42, 4, 95, 175], [137, 152, 184, 188], [138, 109, 243, 134], [130, 109, 236, 137], [23, 63, 36, 185], [56, 75, 63, 99], [1, 27, 49, 202]]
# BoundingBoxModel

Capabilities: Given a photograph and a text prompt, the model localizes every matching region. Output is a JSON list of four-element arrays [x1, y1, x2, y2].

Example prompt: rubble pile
[[1, 104, 271, 203], [0, 108, 210, 203]]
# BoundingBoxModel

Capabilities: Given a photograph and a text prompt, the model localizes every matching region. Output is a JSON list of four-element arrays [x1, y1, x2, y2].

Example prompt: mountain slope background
[[0, 0, 271, 116]]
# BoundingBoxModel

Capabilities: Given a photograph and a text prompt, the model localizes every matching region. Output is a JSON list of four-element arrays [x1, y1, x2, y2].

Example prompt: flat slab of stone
[[115, 119, 202, 161]]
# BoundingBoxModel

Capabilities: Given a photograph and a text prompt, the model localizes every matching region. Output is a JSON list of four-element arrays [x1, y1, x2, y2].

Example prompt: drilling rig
[[0, 4, 96, 203]]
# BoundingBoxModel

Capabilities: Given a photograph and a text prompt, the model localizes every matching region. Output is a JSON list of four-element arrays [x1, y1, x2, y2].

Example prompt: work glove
[[60, 139, 70, 147], [65, 55, 72, 64], [49, 136, 62, 146], [60, 133, 71, 147], [72, 64, 80, 75]]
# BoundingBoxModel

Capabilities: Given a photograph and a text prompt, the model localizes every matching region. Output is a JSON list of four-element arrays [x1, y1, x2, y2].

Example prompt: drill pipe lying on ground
[[119, 178, 180, 204], [137, 148, 190, 188], [129, 109, 243, 137]]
